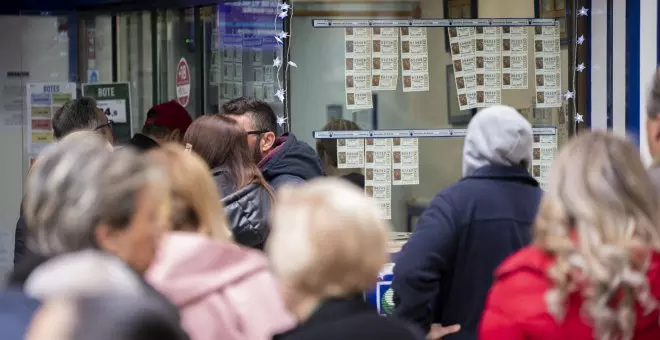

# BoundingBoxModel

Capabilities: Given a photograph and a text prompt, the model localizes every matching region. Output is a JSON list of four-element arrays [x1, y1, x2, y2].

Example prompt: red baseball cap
[[144, 101, 193, 134]]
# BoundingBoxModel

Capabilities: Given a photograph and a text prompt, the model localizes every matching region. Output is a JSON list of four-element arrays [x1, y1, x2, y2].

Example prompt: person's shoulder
[[486, 247, 553, 318], [276, 315, 423, 340]]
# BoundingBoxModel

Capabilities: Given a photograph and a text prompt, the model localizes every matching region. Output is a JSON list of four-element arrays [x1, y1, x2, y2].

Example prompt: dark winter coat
[[212, 168, 271, 249]]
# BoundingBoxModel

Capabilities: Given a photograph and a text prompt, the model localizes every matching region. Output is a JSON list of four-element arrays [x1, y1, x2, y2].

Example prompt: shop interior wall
[[290, 0, 569, 231], [0, 15, 69, 276]]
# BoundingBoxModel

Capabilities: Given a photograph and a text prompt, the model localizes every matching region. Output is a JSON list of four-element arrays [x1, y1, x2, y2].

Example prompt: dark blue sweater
[[392, 165, 543, 340]]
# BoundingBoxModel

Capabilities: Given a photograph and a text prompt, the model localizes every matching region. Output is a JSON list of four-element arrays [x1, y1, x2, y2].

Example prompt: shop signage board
[[82, 82, 131, 124], [176, 57, 191, 107]]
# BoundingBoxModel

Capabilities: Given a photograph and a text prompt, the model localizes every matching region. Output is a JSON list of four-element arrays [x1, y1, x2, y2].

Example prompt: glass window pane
[[203, 2, 283, 125], [116, 12, 153, 141], [290, 1, 574, 230]]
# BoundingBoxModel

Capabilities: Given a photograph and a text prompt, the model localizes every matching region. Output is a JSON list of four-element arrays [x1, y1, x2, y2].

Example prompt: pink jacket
[[146, 232, 296, 340]]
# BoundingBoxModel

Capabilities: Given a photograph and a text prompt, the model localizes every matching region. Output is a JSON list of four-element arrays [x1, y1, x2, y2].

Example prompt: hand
[[426, 324, 461, 340]]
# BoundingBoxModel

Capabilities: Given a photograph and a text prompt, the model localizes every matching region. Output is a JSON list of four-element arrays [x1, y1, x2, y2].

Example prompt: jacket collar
[[303, 295, 371, 327], [465, 164, 539, 187]]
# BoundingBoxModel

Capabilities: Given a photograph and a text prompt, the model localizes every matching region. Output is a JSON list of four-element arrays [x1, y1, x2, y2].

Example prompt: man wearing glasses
[[52, 97, 115, 145], [14, 97, 114, 267], [222, 97, 323, 189]]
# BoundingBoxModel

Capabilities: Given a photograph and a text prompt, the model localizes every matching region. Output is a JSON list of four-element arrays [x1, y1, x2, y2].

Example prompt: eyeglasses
[[247, 130, 269, 135], [95, 120, 114, 131]]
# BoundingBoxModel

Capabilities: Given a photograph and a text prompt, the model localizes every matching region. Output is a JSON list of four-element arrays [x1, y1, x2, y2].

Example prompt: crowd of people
[[5, 71, 660, 340]]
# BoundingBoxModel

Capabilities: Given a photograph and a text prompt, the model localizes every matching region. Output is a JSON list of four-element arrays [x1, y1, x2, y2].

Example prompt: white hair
[[24, 132, 166, 256], [267, 178, 390, 297]]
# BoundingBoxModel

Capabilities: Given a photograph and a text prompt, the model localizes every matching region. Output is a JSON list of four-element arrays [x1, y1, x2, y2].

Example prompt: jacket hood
[[146, 232, 270, 307], [259, 133, 323, 183], [462, 105, 533, 177], [24, 250, 144, 299]]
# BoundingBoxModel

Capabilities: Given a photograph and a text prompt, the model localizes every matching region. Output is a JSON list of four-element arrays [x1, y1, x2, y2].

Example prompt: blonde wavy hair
[[535, 132, 660, 339], [148, 144, 231, 242]]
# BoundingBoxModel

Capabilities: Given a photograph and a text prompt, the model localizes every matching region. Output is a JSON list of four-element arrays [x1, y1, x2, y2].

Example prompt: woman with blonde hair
[[479, 131, 660, 340], [269, 178, 423, 340], [146, 144, 294, 340]]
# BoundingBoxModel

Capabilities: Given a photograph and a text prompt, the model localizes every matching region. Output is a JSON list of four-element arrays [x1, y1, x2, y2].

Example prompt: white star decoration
[[273, 57, 282, 68], [275, 89, 286, 102], [578, 7, 589, 16], [576, 63, 586, 72], [288, 61, 298, 68], [278, 10, 288, 19], [564, 91, 574, 100], [276, 116, 287, 127], [277, 31, 289, 40], [575, 113, 584, 123], [278, 2, 291, 11], [577, 35, 585, 45]]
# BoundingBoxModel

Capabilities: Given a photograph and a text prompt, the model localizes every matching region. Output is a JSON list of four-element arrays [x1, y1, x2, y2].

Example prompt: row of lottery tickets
[[448, 25, 562, 111], [209, 35, 278, 103], [344, 27, 429, 110], [531, 133, 558, 191], [336, 138, 420, 220]]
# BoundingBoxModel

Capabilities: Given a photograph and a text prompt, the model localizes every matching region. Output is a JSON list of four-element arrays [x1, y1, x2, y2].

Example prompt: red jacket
[[479, 246, 660, 340]]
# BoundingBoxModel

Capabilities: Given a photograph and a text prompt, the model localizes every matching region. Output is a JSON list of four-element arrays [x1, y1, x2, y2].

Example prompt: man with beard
[[222, 97, 323, 189]]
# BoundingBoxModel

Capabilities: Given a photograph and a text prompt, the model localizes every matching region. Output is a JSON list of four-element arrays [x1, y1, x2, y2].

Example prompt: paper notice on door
[[534, 24, 562, 108], [365, 138, 392, 219], [475, 27, 502, 108], [26, 82, 77, 156], [449, 27, 477, 110], [372, 27, 399, 91], [502, 26, 529, 90], [345, 28, 373, 110], [392, 138, 419, 185], [337, 139, 365, 169], [531, 133, 557, 191], [400, 27, 429, 92]]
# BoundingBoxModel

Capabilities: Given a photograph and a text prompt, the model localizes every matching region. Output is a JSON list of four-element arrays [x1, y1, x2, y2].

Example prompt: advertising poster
[[400, 27, 430, 92], [82, 83, 131, 124], [531, 133, 557, 191], [337, 138, 365, 169], [475, 27, 502, 108], [371, 27, 399, 91], [448, 27, 477, 110], [392, 138, 419, 185], [534, 24, 562, 108], [365, 138, 392, 220], [345, 27, 373, 110], [26, 83, 77, 155], [501, 26, 529, 90]]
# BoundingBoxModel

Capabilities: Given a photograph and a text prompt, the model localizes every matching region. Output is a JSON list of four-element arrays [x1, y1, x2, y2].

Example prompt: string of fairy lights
[[563, 6, 589, 128], [273, 1, 295, 128]]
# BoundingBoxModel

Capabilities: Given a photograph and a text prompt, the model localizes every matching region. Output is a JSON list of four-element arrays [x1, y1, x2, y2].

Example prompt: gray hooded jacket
[[462, 105, 534, 177]]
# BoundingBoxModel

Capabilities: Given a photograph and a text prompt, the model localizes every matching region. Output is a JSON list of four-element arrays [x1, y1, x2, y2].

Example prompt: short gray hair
[[24, 133, 167, 257], [52, 97, 105, 139]]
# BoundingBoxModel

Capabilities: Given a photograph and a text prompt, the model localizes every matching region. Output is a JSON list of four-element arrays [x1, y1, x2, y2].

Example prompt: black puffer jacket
[[212, 168, 271, 250]]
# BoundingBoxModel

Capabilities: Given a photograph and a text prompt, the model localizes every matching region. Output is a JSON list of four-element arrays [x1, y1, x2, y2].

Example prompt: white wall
[[639, 0, 658, 166], [0, 15, 69, 276], [290, 0, 570, 231]]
